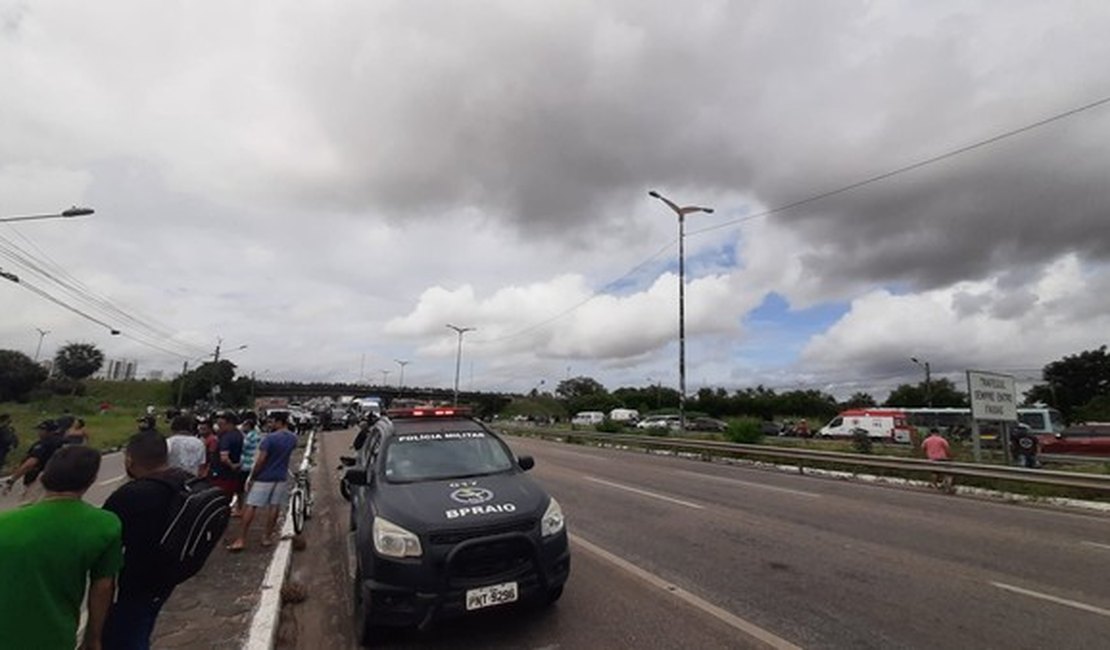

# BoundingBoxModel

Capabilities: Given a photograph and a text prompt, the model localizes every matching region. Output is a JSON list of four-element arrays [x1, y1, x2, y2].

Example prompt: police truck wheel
[[545, 585, 564, 605]]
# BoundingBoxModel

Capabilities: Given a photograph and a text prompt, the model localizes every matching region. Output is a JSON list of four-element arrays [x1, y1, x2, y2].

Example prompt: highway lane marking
[[1080, 541, 1110, 551], [97, 475, 126, 487], [674, 469, 822, 498], [583, 476, 704, 509], [991, 582, 1110, 618], [570, 533, 802, 650]]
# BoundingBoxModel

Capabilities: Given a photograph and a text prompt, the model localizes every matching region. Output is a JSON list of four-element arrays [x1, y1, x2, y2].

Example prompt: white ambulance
[[818, 409, 914, 443]]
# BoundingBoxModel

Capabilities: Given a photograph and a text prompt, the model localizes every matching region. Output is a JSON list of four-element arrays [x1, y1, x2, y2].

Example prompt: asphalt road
[[290, 429, 1110, 649], [0, 450, 127, 510]]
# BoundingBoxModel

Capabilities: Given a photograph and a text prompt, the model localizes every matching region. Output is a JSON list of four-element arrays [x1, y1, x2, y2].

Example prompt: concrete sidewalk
[[153, 445, 307, 649]]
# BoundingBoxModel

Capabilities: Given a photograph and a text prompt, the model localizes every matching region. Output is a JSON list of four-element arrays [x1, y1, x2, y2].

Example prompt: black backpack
[[150, 475, 232, 585]]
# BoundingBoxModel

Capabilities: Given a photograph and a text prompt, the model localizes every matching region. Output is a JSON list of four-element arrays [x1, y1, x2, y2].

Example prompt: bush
[[596, 419, 623, 433], [850, 428, 873, 454], [0, 349, 48, 402], [725, 418, 764, 444], [40, 377, 87, 397]]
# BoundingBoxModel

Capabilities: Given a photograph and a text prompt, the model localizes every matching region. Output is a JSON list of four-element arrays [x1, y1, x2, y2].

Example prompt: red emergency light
[[388, 406, 472, 418]]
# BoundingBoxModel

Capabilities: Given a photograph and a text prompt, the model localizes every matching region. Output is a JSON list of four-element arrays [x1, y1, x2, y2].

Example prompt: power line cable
[[0, 226, 207, 353], [0, 235, 206, 357]]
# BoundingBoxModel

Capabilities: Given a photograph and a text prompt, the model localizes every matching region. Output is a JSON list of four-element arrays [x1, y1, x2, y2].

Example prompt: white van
[[572, 411, 606, 426], [608, 408, 640, 423], [819, 409, 913, 442]]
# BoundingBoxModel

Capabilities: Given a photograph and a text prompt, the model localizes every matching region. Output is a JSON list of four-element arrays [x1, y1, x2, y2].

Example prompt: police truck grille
[[430, 519, 536, 546], [450, 538, 533, 581]]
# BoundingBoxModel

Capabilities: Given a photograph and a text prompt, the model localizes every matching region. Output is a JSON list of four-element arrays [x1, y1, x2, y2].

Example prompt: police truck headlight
[[541, 497, 565, 537], [373, 517, 423, 558]]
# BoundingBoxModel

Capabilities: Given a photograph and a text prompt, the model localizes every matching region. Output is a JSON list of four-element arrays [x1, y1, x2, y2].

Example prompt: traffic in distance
[[338, 406, 569, 645]]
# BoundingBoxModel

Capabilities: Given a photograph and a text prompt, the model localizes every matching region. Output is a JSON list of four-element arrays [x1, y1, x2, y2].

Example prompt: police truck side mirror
[[518, 455, 535, 471], [345, 469, 370, 486], [339, 455, 356, 467]]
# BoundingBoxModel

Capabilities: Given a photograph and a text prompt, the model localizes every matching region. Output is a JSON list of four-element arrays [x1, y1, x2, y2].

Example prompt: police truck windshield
[[383, 431, 515, 483]]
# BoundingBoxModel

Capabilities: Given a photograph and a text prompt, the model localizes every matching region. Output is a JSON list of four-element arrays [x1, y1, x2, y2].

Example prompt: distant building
[[99, 358, 138, 381]]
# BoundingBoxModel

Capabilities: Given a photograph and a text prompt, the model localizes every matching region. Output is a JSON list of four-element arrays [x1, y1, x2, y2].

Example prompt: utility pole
[[447, 324, 475, 406], [649, 191, 714, 434], [911, 357, 933, 406], [214, 337, 223, 364], [176, 361, 189, 407], [34, 328, 50, 362]]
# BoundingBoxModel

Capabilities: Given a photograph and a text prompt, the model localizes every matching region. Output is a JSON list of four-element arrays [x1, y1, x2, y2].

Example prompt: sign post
[[966, 370, 1017, 463]]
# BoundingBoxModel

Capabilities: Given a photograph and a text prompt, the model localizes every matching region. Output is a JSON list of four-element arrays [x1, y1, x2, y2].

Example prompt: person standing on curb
[[210, 412, 243, 500], [227, 412, 297, 551], [2, 420, 66, 503], [102, 431, 193, 650], [0, 445, 123, 650], [235, 413, 263, 516], [166, 415, 207, 477], [922, 427, 955, 493]]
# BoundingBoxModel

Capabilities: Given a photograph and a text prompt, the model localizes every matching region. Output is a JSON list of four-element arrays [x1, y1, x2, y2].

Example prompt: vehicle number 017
[[465, 581, 519, 611]]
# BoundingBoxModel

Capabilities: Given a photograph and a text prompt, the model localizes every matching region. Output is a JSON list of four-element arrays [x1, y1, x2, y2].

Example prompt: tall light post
[[0, 206, 94, 224], [34, 327, 50, 362], [910, 357, 932, 407], [649, 191, 714, 434], [447, 324, 475, 406], [395, 359, 410, 396], [380, 369, 391, 386]]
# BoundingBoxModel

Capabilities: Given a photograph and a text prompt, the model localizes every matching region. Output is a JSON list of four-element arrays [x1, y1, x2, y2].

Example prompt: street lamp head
[[61, 206, 95, 218], [110, 329, 121, 336], [648, 190, 661, 198]]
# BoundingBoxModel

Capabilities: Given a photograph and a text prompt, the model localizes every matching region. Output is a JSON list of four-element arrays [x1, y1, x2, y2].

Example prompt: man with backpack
[[102, 431, 230, 649]]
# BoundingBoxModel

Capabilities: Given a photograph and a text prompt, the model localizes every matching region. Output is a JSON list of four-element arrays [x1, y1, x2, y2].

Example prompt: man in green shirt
[[0, 445, 123, 650]]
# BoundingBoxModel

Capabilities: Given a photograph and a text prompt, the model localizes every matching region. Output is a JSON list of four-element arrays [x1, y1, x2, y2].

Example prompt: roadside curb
[[242, 430, 316, 650]]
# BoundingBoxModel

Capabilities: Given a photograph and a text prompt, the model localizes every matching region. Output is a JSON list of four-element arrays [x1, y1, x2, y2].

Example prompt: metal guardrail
[[509, 429, 1110, 494]]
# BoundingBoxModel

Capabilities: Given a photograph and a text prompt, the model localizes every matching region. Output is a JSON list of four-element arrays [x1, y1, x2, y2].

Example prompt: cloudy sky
[[3, 0, 1109, 400]]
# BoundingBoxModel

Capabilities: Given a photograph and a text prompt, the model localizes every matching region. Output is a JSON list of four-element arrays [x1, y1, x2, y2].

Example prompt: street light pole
[[911, 357, 932, 406], [649, 191, 714, 434], [34, 327, 50, 362], [447, 324, 475, 406], [0, 206, 95, 224], [395, 359, 410, 396]]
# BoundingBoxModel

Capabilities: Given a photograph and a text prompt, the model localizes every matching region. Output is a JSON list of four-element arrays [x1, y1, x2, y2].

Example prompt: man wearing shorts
[[922, 428, 954, 493], [227, 412, 297, 551]]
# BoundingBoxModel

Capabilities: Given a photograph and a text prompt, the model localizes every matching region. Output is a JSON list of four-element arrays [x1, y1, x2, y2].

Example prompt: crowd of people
[[0, 408, 302, 649]]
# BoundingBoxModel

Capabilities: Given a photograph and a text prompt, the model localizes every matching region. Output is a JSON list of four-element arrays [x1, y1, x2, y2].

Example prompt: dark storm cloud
[[265, 1, 1110, 293]]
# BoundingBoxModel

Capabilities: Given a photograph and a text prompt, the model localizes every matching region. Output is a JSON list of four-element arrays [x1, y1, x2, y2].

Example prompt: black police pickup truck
[[341, 407, 570, 644]]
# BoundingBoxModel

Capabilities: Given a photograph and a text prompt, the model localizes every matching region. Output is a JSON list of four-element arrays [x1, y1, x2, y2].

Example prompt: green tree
[[1023, 346, 1110, 421], [884, 378, 967, 408], [555, 376, 607, 400], [844, 392, 877, 409], [172, 360, 251, 407], [53, 342, 105, 381], [0, 349, 49, 402]]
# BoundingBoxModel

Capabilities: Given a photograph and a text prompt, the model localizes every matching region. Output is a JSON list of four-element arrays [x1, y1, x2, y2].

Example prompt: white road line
[[571, 534, 801, 650], [991, 582, 1110, 618], [97, 475, 125, 487], [1081, 541, 1110, 551], [674, 469, 822, 498], [583, 476, 704, 509]]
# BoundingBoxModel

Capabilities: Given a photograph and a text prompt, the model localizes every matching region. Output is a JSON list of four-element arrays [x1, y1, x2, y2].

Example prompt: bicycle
[[289, 465, 314, 534]]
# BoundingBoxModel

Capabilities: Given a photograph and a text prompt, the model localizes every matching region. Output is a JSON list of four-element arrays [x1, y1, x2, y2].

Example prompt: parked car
[[635, 415, 680, 430], [688, 417, 728, 433], [571, 411, 605, 426], [1039, 423, 1110, 456]]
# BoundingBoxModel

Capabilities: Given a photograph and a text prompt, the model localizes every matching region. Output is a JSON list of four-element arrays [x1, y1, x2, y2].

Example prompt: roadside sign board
[[966, 370, 1017, 422]]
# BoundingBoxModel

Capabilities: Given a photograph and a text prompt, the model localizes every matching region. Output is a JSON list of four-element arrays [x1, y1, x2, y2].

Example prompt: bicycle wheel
[[303, 480, 314, 519], [291, 489, 305, 534]]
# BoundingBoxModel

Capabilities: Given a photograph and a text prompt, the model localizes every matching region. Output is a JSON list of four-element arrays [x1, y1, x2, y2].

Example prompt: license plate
[[465, 581, 519, 611]]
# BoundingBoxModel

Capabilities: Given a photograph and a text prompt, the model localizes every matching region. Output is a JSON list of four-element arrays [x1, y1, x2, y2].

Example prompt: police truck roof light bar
[[387, 407, 473, 418]]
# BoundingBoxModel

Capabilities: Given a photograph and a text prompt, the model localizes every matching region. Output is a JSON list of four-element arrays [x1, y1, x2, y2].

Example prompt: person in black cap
[[2, 420, 66, 503]]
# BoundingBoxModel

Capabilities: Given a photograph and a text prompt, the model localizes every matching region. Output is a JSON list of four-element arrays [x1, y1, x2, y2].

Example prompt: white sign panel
[[966, 370, 1017, 421]]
